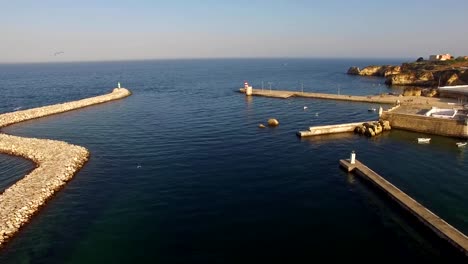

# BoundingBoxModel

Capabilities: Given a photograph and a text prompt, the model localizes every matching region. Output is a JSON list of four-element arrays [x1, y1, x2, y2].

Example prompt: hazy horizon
[[2, 0, 468, 63]]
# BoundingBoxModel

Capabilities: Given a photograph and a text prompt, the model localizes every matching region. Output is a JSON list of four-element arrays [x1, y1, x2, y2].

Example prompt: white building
[[429, 54, 452, 61]]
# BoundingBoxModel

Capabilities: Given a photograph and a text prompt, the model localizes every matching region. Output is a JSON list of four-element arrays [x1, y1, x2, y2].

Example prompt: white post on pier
[[350, 150, 356, 164], [378, 106, 383, 117], [118, 82, 121, 89]]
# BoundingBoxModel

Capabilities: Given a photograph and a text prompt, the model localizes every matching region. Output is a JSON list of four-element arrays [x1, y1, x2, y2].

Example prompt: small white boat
[[456, 142, 467, 147], [368, 108, 376, 112], [417, 138, 431, 143]]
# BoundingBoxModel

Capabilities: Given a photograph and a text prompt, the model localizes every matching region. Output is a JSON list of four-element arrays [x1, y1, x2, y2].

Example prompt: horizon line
[[0, 56, 415, 65]]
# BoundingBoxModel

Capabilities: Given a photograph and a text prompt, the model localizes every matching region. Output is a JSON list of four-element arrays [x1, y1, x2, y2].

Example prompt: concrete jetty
[[239, 87, 461, 107], [297, 121, 374, 137], [340, 158, 468, 256], [240, 87, 399, 104], [241, 86, 467, 138], [0, 88, 131, 249]]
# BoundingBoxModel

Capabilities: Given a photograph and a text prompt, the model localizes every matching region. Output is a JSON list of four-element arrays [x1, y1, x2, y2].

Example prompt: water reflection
[[244, 95, 253, 108], [346, 173, 356, 184]]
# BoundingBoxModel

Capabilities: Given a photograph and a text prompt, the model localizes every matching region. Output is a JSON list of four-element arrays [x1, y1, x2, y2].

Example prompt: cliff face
[[347, 59, 468, 87], [386, 69, 468, 87], [385, 71, 435, 86], [347, 65, 401, 77]]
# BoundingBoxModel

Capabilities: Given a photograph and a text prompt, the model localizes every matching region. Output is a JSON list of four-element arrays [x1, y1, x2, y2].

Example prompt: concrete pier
[[239, 87, 460, 106], [240, 87, 399, 104], [0, 88, 131, 249], [297, 121, 374, 137], [340, 158, 468, 256]]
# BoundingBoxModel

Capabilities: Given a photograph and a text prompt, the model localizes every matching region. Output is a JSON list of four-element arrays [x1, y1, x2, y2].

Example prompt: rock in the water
[[258, 124, 266, 128], [347, 66, 361, 75], [267, 119, 279, 127]]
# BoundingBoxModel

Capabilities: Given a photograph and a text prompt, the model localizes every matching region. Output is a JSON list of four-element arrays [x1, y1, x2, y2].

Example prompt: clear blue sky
[[2, 0, 468, 62]]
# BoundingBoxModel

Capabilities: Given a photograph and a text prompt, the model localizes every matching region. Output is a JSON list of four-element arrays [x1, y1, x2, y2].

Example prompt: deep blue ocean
[[0, 59, 466, 263]]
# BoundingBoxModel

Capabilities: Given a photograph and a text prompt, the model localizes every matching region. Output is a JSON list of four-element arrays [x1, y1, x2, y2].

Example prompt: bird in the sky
[[53, 51, 64, 56]]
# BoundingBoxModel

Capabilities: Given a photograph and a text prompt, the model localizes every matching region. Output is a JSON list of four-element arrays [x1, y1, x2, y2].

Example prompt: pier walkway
[[297, 121, 374, 137], [240, 87, 399, 104], [340, 158, 468, 256], [239, 87, 461, 108]]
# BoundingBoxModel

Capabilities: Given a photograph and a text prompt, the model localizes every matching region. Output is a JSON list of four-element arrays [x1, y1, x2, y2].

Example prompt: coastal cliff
[[347, 59, 468, 87]]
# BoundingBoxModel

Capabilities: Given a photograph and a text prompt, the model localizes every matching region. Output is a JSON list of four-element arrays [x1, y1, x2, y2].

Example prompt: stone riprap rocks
[[0, 88, 131, 127], [354, 120, 391, 137], [0, 88, 131, 248]]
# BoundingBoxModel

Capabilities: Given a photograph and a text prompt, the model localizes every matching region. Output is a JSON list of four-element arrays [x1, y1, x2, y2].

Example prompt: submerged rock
[[258, 124, 266, 128]]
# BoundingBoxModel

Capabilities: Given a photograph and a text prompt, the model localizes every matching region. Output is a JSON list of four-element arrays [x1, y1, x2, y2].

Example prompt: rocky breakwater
[[0, 87, 131, 248], [354, 120, 391, 137]]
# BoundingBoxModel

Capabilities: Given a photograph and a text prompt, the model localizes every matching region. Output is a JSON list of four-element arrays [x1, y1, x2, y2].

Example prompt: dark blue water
[[0, 59, 466, 263]]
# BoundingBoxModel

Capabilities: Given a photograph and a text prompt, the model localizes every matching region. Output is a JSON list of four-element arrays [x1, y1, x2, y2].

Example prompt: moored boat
[[417, 138, 431, 143]]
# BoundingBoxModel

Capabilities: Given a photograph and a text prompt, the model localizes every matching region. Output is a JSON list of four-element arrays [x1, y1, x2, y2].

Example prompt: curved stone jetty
[[0, 88, 131, 248]]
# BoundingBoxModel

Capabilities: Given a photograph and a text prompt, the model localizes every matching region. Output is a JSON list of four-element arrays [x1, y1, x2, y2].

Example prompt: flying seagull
[[54, 51, 64, 56]]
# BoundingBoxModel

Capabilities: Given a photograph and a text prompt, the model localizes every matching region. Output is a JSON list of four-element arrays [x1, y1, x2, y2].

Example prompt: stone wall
[[381, 111, 467, 138], [0, 88, 131, 248]]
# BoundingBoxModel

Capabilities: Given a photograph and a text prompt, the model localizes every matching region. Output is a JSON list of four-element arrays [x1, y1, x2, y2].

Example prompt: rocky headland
[[347, 58, 468, 90], [0, 88, 131, 249]]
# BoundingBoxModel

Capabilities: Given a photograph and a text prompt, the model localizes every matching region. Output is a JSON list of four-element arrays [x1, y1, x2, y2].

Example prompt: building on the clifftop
[[429, 53, 452, 61]]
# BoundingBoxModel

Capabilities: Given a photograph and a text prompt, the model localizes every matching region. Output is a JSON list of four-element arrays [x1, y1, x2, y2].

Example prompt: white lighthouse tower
[[244, 81, 253, 96]]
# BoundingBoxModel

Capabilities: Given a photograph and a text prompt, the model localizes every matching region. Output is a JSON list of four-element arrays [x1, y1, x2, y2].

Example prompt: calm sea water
[[0, 59, 466, 263]]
